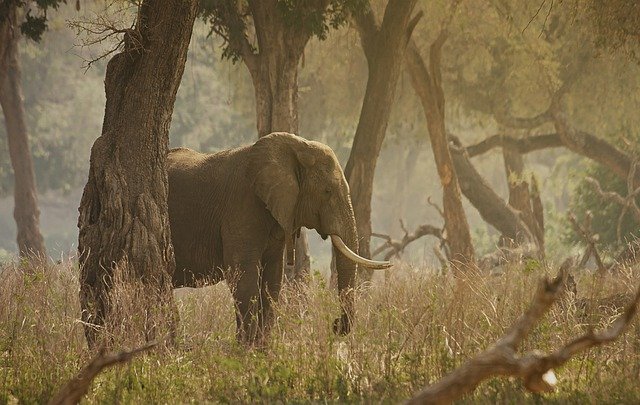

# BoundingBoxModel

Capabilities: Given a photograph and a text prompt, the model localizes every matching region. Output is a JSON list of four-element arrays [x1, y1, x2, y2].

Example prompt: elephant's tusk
[[330, 235, 392, 269]]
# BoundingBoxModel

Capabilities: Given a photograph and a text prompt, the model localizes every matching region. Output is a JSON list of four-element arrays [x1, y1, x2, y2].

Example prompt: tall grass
[[1, 259, 638, 403]]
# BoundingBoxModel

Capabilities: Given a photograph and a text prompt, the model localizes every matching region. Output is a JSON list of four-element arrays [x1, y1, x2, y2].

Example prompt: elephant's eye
[[324, 187, 331, 195]]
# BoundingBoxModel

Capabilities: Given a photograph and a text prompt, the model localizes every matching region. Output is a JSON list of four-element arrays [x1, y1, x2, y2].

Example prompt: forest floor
[[1, 259, 639, 404]]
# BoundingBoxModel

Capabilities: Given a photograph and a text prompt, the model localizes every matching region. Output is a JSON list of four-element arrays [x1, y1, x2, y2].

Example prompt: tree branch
[[49, 342, 156, 405], [408, 263, 640, 404], [465, 133, 563, 157], [585, 176, 640, 223], [372, 221, 443, 261], [405, 10, 423, 43]]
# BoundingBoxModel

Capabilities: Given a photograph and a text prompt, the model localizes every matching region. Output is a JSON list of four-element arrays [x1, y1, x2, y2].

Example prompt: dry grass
[[1, 259, 639, 404]]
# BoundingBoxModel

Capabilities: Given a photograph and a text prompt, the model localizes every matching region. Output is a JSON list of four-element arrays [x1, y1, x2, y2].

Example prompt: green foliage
[[198, 0, 367, 63], [199, 0, 252, 63], [276, 0, 367, 41], [0, 0, 68, 42], [565, 139, 640, 254], [0, 9, 106, 197], [568, 0, 640, 60]]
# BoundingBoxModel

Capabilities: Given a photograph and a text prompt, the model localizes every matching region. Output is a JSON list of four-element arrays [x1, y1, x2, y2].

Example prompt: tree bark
[[447, 141, 534, 243], [77, 0, 198, 347], [502, 147, 544, 251], [406, 37, 475, 267], [344, 0, 421, 269], [0, 5, 46, 258]]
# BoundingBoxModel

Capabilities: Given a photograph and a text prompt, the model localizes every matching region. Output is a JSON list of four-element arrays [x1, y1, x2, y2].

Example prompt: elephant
[[167, 132, 390, 344]]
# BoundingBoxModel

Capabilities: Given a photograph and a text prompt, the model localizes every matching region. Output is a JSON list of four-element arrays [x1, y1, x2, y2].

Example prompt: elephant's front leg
[[228, 260, 264, 345]]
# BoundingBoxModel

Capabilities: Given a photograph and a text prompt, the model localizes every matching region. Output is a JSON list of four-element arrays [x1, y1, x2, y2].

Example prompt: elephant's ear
[[247, 133, 313, 234]]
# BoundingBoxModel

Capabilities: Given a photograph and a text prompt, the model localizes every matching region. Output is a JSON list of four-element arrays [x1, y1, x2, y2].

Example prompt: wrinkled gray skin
[[168, 132, 358, 345]]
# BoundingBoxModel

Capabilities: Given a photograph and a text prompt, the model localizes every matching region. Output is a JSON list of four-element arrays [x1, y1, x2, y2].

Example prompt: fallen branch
[[372, 221, 443, 261], [407, 261, 640, 404], [48, 342, 156, 405]]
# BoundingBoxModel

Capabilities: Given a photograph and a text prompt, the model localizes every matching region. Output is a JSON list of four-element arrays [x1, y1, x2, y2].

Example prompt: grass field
[[1, 259, 639, 404]]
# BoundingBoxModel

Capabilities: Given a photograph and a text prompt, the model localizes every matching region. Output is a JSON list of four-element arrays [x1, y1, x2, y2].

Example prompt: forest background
[[1, 0, 639, 272]]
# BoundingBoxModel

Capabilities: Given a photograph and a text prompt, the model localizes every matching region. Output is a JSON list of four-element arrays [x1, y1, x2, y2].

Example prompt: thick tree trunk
[[406, 38, 475, 267], [0, 5, 46, 258], [250, 60, 299, 138], [77, 0, 198, 347], [241, 1, 313, 280], [344, 0, 420, 271]]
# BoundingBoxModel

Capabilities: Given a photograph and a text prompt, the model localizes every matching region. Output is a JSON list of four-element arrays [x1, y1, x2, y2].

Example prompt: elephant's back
[[167, 147, 209, 172]]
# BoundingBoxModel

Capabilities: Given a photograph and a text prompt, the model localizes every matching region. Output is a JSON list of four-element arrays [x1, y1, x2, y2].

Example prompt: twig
[[522, 0, 547, 34]]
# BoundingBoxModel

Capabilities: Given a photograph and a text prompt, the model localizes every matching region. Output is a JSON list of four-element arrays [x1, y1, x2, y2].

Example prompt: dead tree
[[407, 264, 640, 404]]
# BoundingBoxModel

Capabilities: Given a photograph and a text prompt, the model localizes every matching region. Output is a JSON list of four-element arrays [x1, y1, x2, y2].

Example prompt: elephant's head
[[247, 132, 390, 335]]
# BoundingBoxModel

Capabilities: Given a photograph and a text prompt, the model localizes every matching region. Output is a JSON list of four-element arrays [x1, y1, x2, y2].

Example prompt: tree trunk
[[502, 147, 544, 252], [250, 64, 310, 281], [77, 0, 198, 347], [448, 142, 533, 242], [344, 0, 420, 273], [240, 1, 313, 280], [406, 38, 475, 267], [0, 5, 46, 258]]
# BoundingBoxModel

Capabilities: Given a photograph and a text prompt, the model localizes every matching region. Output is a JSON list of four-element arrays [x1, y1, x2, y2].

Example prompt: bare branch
[[372, 222, 443, 261], [67, 3, 139, 70], [408, 263, 640, 404], [465, 133, 563, 158], [405, 10, 424, 42], [49, 342, 156, 405], [585, 177, 640, 223]]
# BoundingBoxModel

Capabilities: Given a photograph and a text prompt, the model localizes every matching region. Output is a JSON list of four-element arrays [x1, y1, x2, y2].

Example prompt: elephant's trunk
[[331, 204, 360, 335]]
